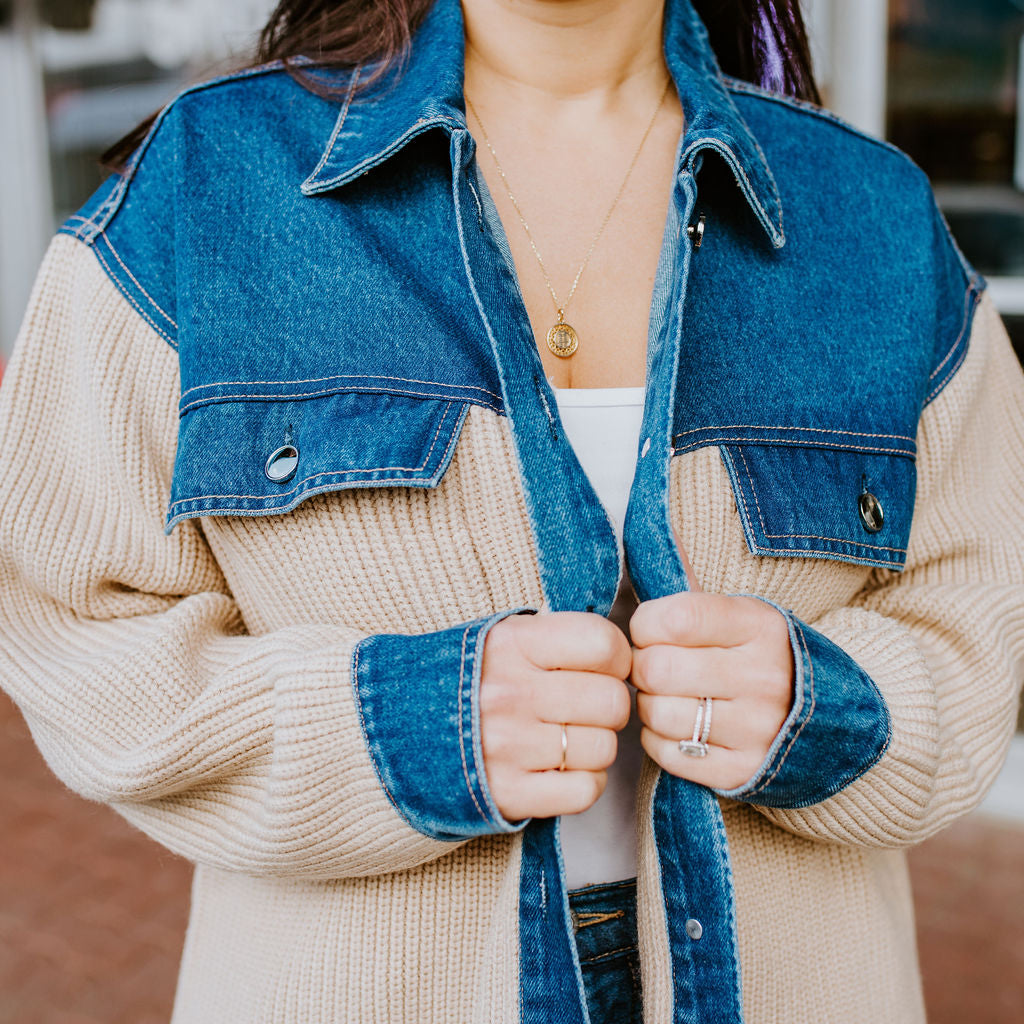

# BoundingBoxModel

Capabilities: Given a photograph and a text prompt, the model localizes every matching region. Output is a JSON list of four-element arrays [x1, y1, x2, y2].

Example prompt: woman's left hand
[[629, 588, 796, 791]]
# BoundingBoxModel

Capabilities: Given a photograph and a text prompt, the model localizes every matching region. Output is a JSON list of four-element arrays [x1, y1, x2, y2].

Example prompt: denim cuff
[[351, 608, 534, 841], [714, 599, 892, 808]]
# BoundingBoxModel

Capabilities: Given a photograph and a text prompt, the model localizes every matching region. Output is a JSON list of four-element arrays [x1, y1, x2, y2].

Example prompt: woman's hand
[[481, 612, 632, 822], [630, 592, 795, 791]]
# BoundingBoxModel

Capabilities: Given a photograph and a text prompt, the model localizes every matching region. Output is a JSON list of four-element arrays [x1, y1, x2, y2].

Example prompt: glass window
[[889, 0, 1024, 371]]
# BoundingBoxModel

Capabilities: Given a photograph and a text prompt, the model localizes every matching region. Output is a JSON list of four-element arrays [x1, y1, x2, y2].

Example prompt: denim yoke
[[59, 0, 982, 1021]]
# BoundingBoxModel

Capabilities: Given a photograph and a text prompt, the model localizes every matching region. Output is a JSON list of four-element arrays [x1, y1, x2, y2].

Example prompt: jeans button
[[858, 490, 884, 533], [265, 445, 299, 483], [685, 918, 703, 940]]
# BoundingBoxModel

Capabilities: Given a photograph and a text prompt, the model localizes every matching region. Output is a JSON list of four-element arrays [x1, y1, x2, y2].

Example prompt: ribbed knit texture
[[1, 235, 1022, 1023]]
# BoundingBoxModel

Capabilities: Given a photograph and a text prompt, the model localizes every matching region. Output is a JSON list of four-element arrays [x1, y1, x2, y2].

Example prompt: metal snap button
[[858, 490, 884, 533], [265, 445, 299, 484], [685, 918, 703, 940], [687, 213, 707, 250]]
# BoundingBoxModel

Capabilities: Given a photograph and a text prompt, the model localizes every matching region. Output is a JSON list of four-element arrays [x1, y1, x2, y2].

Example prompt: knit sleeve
[[735, 293, 1024, 846], [0, 234, 524, 880]]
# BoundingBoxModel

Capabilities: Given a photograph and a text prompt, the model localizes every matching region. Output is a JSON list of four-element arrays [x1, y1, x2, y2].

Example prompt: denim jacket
[[57, 0, 983, 1020]]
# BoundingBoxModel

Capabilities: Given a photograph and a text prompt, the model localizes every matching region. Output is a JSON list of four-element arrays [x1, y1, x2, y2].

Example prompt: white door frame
[[0, 0, 54, 361]]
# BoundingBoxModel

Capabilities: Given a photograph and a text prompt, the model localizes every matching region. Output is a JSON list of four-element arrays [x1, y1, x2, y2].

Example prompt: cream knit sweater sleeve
[[751, 293, 1024, 847], [0, 235, 499, 879]]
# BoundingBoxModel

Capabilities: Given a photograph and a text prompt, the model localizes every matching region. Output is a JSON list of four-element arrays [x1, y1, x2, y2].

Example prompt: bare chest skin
[[470, 94, 685, 389]]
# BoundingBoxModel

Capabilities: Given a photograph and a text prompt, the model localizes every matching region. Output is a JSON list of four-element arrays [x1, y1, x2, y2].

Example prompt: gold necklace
[[465, 77, 671, 359]]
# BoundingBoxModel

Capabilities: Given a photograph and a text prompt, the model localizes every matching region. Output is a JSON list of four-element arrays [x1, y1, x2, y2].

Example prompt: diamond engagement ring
[[678, 697, 713, 758]]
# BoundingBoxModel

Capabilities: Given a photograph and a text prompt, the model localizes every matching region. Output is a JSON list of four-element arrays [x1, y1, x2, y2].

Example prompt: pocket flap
[[166, 391, 468, 532], [719, 436, 916, 570]]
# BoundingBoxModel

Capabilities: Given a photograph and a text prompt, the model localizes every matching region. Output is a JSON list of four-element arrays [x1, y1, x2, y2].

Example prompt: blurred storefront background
[[0, 0, 276, 364], [0, 1, 1022, 1022]]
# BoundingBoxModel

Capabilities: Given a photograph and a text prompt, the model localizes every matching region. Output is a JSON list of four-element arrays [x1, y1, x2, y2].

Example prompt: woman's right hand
[[480, 612, 633, 822]]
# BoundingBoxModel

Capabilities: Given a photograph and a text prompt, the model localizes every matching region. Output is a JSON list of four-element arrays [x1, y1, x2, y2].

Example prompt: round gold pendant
[[546, 320, 579, 358]]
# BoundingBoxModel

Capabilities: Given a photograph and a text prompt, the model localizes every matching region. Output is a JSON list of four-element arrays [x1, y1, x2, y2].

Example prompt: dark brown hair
[[102, 0, 819, 171]]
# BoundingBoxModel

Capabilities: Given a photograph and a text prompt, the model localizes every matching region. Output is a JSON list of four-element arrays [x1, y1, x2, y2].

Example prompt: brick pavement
[[0, 692, 190, 1024], [0, 689, 1021, 1023]]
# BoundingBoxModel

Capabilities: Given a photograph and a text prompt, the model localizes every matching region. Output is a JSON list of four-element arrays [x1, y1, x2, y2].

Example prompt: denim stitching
[[466, 175, 485, 230], [180, 374, 501, 405], [744, 545, 901, 568], [573, 909, 626, 929], [350, 641, 402, 812], [725, 444, 760, 545], [683, 136, 783, 243], [681, 57, 786, 239], [578, 946, 637, 965], [928, 284, 975, 382], [754, 534, 905, 553], [708, 770, 743, 1013], [457, 622, 491, 826], [673, 424, 915, 445], [926, 282, 982, 404], [735, 445, 906, 553], [168, 401, 457, 508], [100, 234, 178, 329], [92, 244, 178, 350], [181, 385, 500, 416], [925, 343, 969, 405], [302, 65, 361, 187], [744, 617, 816, 795], [746, 620, 894, 802], [168, 466, 449, 513], [721, 447, 903, 564], [673, 437, 914, 457], [724, 76, 915, 165], [303, 118, 462, 193], [688, 116, 785, 234], [717, 445, 762, 557], [75, 173, 129, 240]]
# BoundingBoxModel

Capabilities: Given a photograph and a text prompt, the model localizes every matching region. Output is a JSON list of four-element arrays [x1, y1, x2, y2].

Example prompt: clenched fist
[[480, 612, 632, 822]]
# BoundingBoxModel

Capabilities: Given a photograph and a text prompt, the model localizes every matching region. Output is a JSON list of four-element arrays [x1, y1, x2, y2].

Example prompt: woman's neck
[[461, 0, 668, 121]]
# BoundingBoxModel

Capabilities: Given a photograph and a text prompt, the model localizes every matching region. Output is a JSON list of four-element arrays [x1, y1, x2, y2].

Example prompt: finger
[[630, 593, 772, 650], [635, 693, 784, 754], [630, 643, 746, 698], [640, 727, 764, 792], [631, 642, 789, 700], [492, 769, 608, 821], [488, 720, 618, 772], [636, 694, 732, 750], [531, 670, 632, 730], [519, 612, 632, 677]]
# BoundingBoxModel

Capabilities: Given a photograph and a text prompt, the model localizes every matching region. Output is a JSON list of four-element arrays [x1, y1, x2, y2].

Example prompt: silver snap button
[[265, 445, 299, 484], [858, 491, 884, 533], [686, 213, 707, 250], [685, 918, 703, 940], [641, 438, 652, 458]]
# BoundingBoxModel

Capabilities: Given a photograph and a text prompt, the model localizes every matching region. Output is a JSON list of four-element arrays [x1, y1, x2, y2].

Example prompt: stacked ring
[[678, 697, 713, 758], [558, 723, 568, 772]]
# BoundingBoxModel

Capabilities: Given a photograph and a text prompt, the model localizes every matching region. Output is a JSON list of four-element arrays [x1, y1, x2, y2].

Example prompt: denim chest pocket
[[709, 427, 917, 571], [165, 386, 468, 533]]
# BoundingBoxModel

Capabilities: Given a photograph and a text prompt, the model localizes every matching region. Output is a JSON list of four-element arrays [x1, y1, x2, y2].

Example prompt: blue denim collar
[[300, 0, 784, 248]]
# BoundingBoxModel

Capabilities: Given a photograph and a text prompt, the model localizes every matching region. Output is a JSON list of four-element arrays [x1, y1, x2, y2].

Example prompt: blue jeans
[[568, 879, 642, 1024]]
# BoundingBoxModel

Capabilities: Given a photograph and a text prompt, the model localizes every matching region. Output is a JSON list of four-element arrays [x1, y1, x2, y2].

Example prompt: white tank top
[[551, 385, 646, 890]]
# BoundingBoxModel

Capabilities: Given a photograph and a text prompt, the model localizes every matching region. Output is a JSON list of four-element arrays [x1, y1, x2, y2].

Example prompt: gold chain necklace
[[465, 77, 671, 359]]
